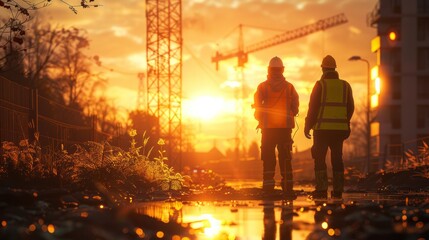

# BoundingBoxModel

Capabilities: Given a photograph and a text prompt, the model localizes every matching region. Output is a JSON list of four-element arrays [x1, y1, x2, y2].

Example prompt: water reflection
[[262, 201, 276, 240], [262, 201, 293, 240], [307, 202, 341, 240], [280, 204, 294, 240], [133, 192, 429, 239]]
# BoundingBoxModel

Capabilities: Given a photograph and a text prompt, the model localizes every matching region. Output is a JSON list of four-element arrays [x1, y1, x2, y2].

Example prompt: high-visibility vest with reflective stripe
[[314, 78, 349, 130]]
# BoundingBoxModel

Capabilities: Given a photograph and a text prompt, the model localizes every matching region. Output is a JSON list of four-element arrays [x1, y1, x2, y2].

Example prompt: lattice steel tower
[[146, 0, 182, 168]]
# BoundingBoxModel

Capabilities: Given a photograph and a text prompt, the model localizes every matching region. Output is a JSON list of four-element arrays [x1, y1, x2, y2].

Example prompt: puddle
[[134, 192, 429, 239], [135, 197, 318, 239]]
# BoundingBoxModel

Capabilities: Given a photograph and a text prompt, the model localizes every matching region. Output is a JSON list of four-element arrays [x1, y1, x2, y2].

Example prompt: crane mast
[[146, 0, 182, 169]]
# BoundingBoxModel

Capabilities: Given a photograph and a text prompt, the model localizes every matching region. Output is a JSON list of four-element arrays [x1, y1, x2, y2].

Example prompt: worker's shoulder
[[284, 80, 297, 88], [339, 79, 352, 87], [256, 80, 268, 88]]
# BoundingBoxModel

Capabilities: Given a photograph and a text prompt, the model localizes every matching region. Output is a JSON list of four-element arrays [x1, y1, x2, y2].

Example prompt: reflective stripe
[[314, 79, 349, 130]]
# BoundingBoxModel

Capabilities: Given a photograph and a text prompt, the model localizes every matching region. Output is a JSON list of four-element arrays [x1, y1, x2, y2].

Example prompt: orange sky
[[39, 0, 377, 154]]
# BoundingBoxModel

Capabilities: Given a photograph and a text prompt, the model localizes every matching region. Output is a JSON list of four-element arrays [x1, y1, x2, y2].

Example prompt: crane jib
[[212, 13, 348, 69]]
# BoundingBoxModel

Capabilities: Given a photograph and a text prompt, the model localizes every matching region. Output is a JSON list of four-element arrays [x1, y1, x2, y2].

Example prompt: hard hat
[[269, 56, 284, 68], [321, 55, 337, 68]]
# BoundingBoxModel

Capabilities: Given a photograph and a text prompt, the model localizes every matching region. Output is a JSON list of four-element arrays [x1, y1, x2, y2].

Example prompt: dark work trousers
[[312, 130, 348, 172], [311, 130, 348, 192], [261, 128, 293, 191]]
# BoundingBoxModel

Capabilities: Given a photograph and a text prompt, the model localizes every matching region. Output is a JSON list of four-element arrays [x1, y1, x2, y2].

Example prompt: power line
[[183, 43, 226, 87]]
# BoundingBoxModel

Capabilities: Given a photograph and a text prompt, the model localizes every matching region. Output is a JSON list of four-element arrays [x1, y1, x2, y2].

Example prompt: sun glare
[[183, 96, 233, 121]]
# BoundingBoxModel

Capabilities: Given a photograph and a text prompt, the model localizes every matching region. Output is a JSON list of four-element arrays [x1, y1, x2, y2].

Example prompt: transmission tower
[[146, 0, 182, 169]]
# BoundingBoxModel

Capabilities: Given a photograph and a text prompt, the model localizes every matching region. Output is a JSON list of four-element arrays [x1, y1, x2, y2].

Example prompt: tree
[[126, 110, 160, 152], [0, 0, 101, 71], [23, 18, 64, 93], [344, 99, 368, 160], [0, 43, 25, 84], [247, 141, 260, 160], [128, 110, 159, 138], [49, 27, 103, 108], [87, 96, 123, 134]]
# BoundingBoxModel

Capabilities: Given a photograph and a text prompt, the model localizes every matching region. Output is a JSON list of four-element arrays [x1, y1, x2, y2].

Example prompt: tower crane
[[212, 13, 348, 69], [211, 13, 348, 161]]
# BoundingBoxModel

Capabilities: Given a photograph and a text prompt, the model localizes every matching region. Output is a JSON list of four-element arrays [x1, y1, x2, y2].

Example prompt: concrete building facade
[[368, 0, 429, 169]]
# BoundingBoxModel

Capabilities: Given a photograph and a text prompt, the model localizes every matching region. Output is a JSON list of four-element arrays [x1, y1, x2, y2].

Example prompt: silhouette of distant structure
[[181, 147, 225, 168]]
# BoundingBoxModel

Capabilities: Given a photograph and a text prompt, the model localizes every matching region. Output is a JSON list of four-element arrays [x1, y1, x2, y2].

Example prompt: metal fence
[[0, 76, 30, 143], [0, 76, 121, 152], [384, 136, 429, 171]]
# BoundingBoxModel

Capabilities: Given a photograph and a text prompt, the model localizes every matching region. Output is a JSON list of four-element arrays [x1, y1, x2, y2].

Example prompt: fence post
[[28, 88, 39, 142], [382, 143, 388, 170], [35, 89, 39, 134], [92, 115, 96, 141], [402, 142, 406, 169]]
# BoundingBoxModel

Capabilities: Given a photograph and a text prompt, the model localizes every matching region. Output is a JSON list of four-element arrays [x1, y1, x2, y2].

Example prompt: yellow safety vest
[[313, 79, 349, 130]]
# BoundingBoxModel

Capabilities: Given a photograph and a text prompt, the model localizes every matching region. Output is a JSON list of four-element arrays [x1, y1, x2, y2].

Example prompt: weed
[[0, 129, 185, 194]]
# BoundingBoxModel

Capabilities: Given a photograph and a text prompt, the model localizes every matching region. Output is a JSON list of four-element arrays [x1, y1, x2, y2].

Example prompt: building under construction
[[368, 0, 429, 169]]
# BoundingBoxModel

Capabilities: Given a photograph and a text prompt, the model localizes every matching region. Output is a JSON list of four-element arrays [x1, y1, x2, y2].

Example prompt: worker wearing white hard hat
[[253, 56, 299, 200]]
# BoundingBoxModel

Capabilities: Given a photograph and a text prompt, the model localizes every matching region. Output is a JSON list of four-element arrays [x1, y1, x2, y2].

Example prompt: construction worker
[[253, 56, 299, 199], [304, 55, 354, 200]]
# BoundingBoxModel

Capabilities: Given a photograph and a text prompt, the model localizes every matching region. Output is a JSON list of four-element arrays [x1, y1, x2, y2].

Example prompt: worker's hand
[[304, 128, 311, 139]]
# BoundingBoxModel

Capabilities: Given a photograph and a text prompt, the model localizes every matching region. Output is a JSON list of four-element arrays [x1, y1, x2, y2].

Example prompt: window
[[418, 18, 429, 41], [389, 48, 401, 72], [417, 105, 429, 128], [388, 134, 402, 162], [391, 76, 401, 99], [418, 0, 429, 14], [391, 0, 401, 14], [418, 76, 429, 99], [418, 47, 429, 70], [390, 105, 401, 129]]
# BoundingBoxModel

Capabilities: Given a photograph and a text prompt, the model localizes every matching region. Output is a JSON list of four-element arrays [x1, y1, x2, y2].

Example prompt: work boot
[[308, 190, 327, 200], [331, 191, 342, 199], [262, 184, 276, 198], [314, 170, 328, 192], [333, 171, 345, 194], [282, 190, 297, 200]]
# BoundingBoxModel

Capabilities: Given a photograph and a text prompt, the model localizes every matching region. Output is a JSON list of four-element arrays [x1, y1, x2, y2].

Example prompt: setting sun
[[183, 95, 235, 121]]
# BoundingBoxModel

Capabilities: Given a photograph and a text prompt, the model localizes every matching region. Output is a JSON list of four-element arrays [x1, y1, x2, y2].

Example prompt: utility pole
[[349, 55, 371, 174]]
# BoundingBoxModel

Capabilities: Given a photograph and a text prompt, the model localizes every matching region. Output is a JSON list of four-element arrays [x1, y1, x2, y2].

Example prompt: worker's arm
[[253, 83, 265, 121], [304, 81, 321, 138], [291, 84, 299, 116]]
